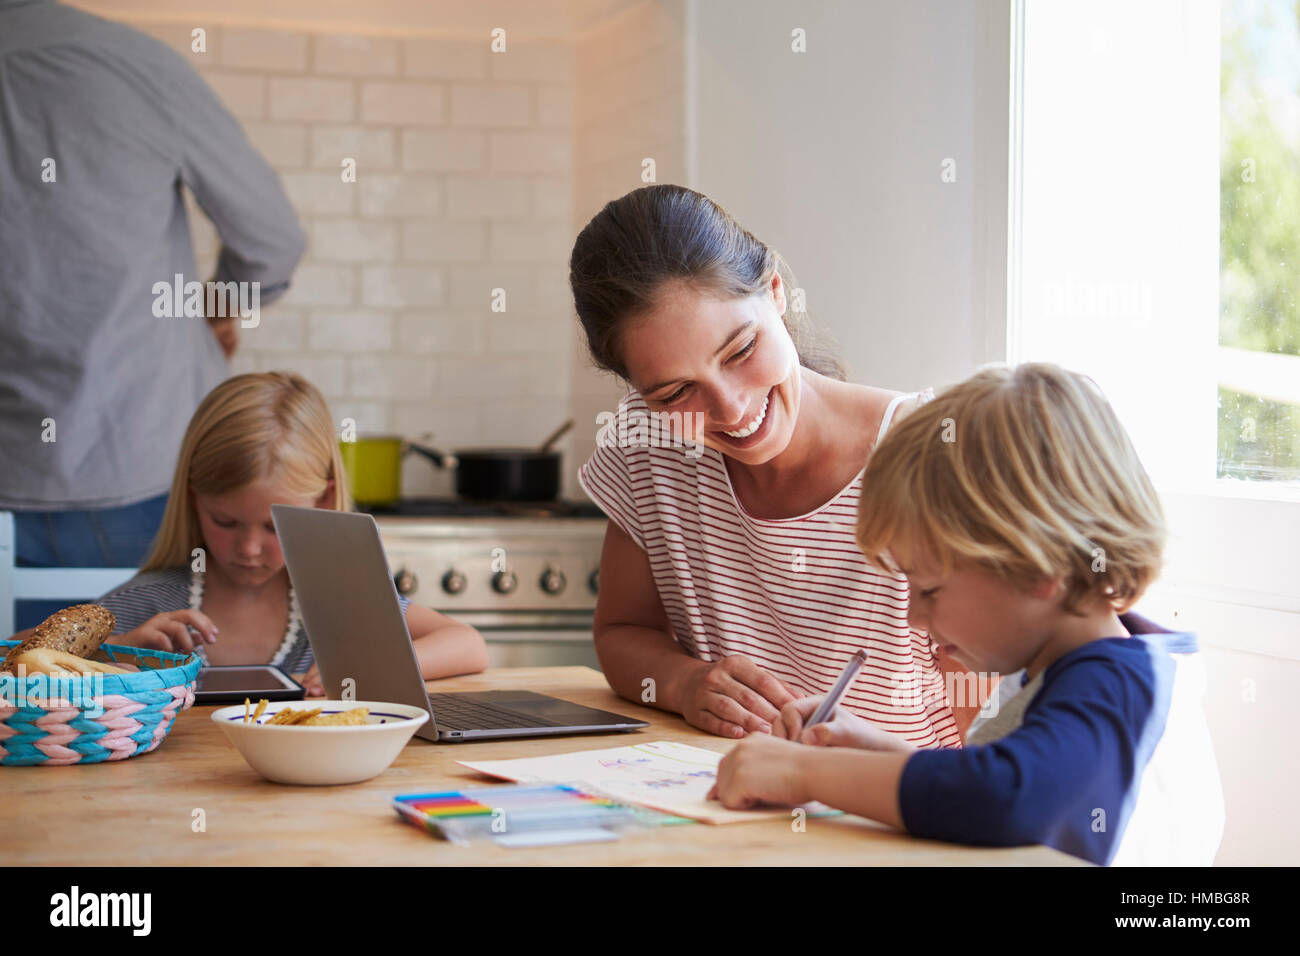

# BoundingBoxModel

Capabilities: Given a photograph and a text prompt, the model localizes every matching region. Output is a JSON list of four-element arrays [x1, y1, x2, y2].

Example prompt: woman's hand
[[675, 654, 797, 738], [774, 695, 917, 753], [297, 664, 325, 697], [115, 610, 217, 655], [708, 734, 813, 809]]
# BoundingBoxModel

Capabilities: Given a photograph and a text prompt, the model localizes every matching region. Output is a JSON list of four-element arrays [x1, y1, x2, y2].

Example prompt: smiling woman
[[570, 184, 965, 747]]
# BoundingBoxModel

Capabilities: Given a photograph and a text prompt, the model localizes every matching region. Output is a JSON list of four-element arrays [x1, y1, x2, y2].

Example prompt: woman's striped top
[[578, 390, 961, 749], [97, 566, 411, 676]]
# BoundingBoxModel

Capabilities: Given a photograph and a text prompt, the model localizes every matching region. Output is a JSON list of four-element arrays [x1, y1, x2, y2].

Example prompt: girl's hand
[[707, 734, 813, 809], [116, 610, 218, 655], [298, 664, 324, 697], [675, 654, 797, 739], [774, 696, 916, 753]]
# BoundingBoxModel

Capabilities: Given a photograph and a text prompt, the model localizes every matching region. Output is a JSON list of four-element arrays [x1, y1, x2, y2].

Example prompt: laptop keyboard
[[427, 693, 559, 730]]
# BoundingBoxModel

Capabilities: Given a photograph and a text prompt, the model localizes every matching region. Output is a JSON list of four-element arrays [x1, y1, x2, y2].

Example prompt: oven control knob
[[540, 567, 566, 595], [394, 569, 418, 596], [441, 569, 467, 595], [588, 569, 599, 595], [491, 569, 518, 595]]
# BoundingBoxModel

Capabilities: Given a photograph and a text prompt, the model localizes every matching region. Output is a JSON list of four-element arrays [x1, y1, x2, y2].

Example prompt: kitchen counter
[[4, 667, 1084, 866]]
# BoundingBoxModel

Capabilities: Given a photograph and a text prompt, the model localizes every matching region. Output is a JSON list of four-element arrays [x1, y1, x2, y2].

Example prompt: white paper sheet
[[459, 739, 810, 825]]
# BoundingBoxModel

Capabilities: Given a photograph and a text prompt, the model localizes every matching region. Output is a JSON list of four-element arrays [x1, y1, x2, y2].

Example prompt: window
[[1008, 0, 1300, 653], [1217, 0, 1300, 484]]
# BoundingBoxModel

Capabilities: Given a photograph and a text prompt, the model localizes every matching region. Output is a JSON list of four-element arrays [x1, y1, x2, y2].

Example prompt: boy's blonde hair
[[142, 371, 348, 571], [857, 363, 1164, 614]]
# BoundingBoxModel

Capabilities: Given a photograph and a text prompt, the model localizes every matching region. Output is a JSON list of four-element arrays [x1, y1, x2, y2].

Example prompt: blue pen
[[803, 650, 867, 733]]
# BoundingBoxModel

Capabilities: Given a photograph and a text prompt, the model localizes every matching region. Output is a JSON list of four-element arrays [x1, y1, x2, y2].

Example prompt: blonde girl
[[97, 371, 488, 694]]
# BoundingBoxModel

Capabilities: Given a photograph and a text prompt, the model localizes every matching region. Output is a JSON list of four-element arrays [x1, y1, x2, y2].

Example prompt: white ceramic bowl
[[210, 699, 429, 785]]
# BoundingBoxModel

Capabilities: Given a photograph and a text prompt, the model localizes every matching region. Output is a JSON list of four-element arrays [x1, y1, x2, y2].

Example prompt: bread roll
[[3, 604, 115, 669], [10, 646, 128, 676]]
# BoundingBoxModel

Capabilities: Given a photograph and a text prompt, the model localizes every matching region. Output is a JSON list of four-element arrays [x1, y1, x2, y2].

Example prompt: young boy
[[709, 363, 1224, 866]]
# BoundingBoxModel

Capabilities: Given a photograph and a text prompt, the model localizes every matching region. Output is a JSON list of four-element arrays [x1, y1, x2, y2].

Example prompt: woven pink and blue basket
[[0, 640, 201, 766]]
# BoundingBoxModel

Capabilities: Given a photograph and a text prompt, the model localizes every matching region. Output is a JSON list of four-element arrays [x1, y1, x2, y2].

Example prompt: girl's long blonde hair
[[142, 371, 348, 571]]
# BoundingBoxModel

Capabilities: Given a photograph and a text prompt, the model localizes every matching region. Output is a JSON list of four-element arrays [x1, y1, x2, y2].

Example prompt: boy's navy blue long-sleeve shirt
[[899, 614, 1224, 865]]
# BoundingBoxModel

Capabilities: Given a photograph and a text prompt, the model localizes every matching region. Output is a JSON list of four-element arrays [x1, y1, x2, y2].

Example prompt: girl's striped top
[[97, 566, 410, 676], [578, 389, 961, 749]]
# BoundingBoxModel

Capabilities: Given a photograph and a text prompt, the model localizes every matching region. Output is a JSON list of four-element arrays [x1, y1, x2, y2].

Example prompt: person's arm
[[151, 43, 306, 305], [406, 603, 490, 679], [594, 521, 795, 737], [710, 733, 910, 828]]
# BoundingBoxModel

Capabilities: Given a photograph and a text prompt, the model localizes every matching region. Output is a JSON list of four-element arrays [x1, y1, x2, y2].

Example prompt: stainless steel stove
[[357, 498, 608, 670]]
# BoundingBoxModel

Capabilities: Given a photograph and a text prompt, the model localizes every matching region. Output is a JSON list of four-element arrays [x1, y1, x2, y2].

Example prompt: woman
[[572, 184, 972, 747]]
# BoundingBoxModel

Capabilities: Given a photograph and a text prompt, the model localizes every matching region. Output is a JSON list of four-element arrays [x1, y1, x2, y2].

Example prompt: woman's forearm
[[412, 624, 489, 679], [593, 623, 708, 714]]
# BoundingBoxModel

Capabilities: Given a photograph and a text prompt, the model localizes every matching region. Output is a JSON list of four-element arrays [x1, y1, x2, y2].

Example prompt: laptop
[[270, 505, 649, 742]]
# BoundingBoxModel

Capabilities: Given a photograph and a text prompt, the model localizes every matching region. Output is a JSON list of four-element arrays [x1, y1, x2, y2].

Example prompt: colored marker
[[803, 649, 867, 733]]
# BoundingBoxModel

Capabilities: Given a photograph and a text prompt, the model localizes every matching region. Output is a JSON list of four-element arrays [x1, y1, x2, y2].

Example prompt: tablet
[[194, 665, 305, 704]]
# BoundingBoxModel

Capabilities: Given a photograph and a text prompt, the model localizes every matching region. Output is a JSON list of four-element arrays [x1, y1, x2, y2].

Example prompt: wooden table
[[4, 667, 1081, 865]]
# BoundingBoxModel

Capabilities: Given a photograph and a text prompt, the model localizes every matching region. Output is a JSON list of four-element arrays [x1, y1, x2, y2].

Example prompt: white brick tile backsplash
[[402, 38, 488, 80], [532, 176, 571, 219], [282, 171, 357, 215], [444, 176, 530, 219], [349, 356, 437, 400], [436, 355, 532, 400], [533, 270, 577, 314], [314, 36, 400, 76], [361, 265, 443, 308], [449, 85, 531, 127], [359, 174, 442, 218], [220, 28, 309, 72], [487, 315, 572, 354], [134, 21, 217, 62], [401, 221, 488, 262], [489, 222, 573, 263], [398, 312, 487, 353], [241, 310, 305, 351], [331, 400, 389, 435], [280, 263, 356, 307], [119, 15, 679, 459], [310, 126, 396, 170], [400, 129, 486, 172], [229, 352, 262, 377], [477, 397, 574, 445], [274, 354, 347, 398], [205, 72, 265, 120], [312, 219, 399, 262], [488, 43, 575, 84], [307, 310, 394, 351], [447, 265, 534, 310], [242, 122, 308, 167], [489, 131, 571, 172], [269, 77, 355, 122], [360, 82, 446, 125], [391, 401, 481, 446], [536, 85, 574, 128]]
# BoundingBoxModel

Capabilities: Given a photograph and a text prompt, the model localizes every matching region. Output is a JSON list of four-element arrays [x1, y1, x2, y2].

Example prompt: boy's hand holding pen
[[774, 696, 916, 754]]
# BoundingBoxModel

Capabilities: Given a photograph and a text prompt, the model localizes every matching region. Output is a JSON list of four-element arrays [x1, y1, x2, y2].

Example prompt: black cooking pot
[[407, 420, 574, 502]]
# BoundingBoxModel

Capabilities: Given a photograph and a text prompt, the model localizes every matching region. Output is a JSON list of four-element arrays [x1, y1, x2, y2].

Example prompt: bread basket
[[0, 641, 201, 766]]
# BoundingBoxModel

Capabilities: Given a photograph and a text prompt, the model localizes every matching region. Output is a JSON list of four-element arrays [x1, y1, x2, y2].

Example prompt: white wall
[[688, 0, 1010, 393]]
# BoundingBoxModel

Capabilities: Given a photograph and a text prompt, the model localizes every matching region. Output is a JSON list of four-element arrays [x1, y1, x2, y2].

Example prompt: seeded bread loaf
[[2, 603, 115, 671]]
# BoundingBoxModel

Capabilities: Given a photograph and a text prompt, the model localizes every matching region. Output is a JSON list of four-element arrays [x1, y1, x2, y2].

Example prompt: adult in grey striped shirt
[[0, 0, 305, 628]]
